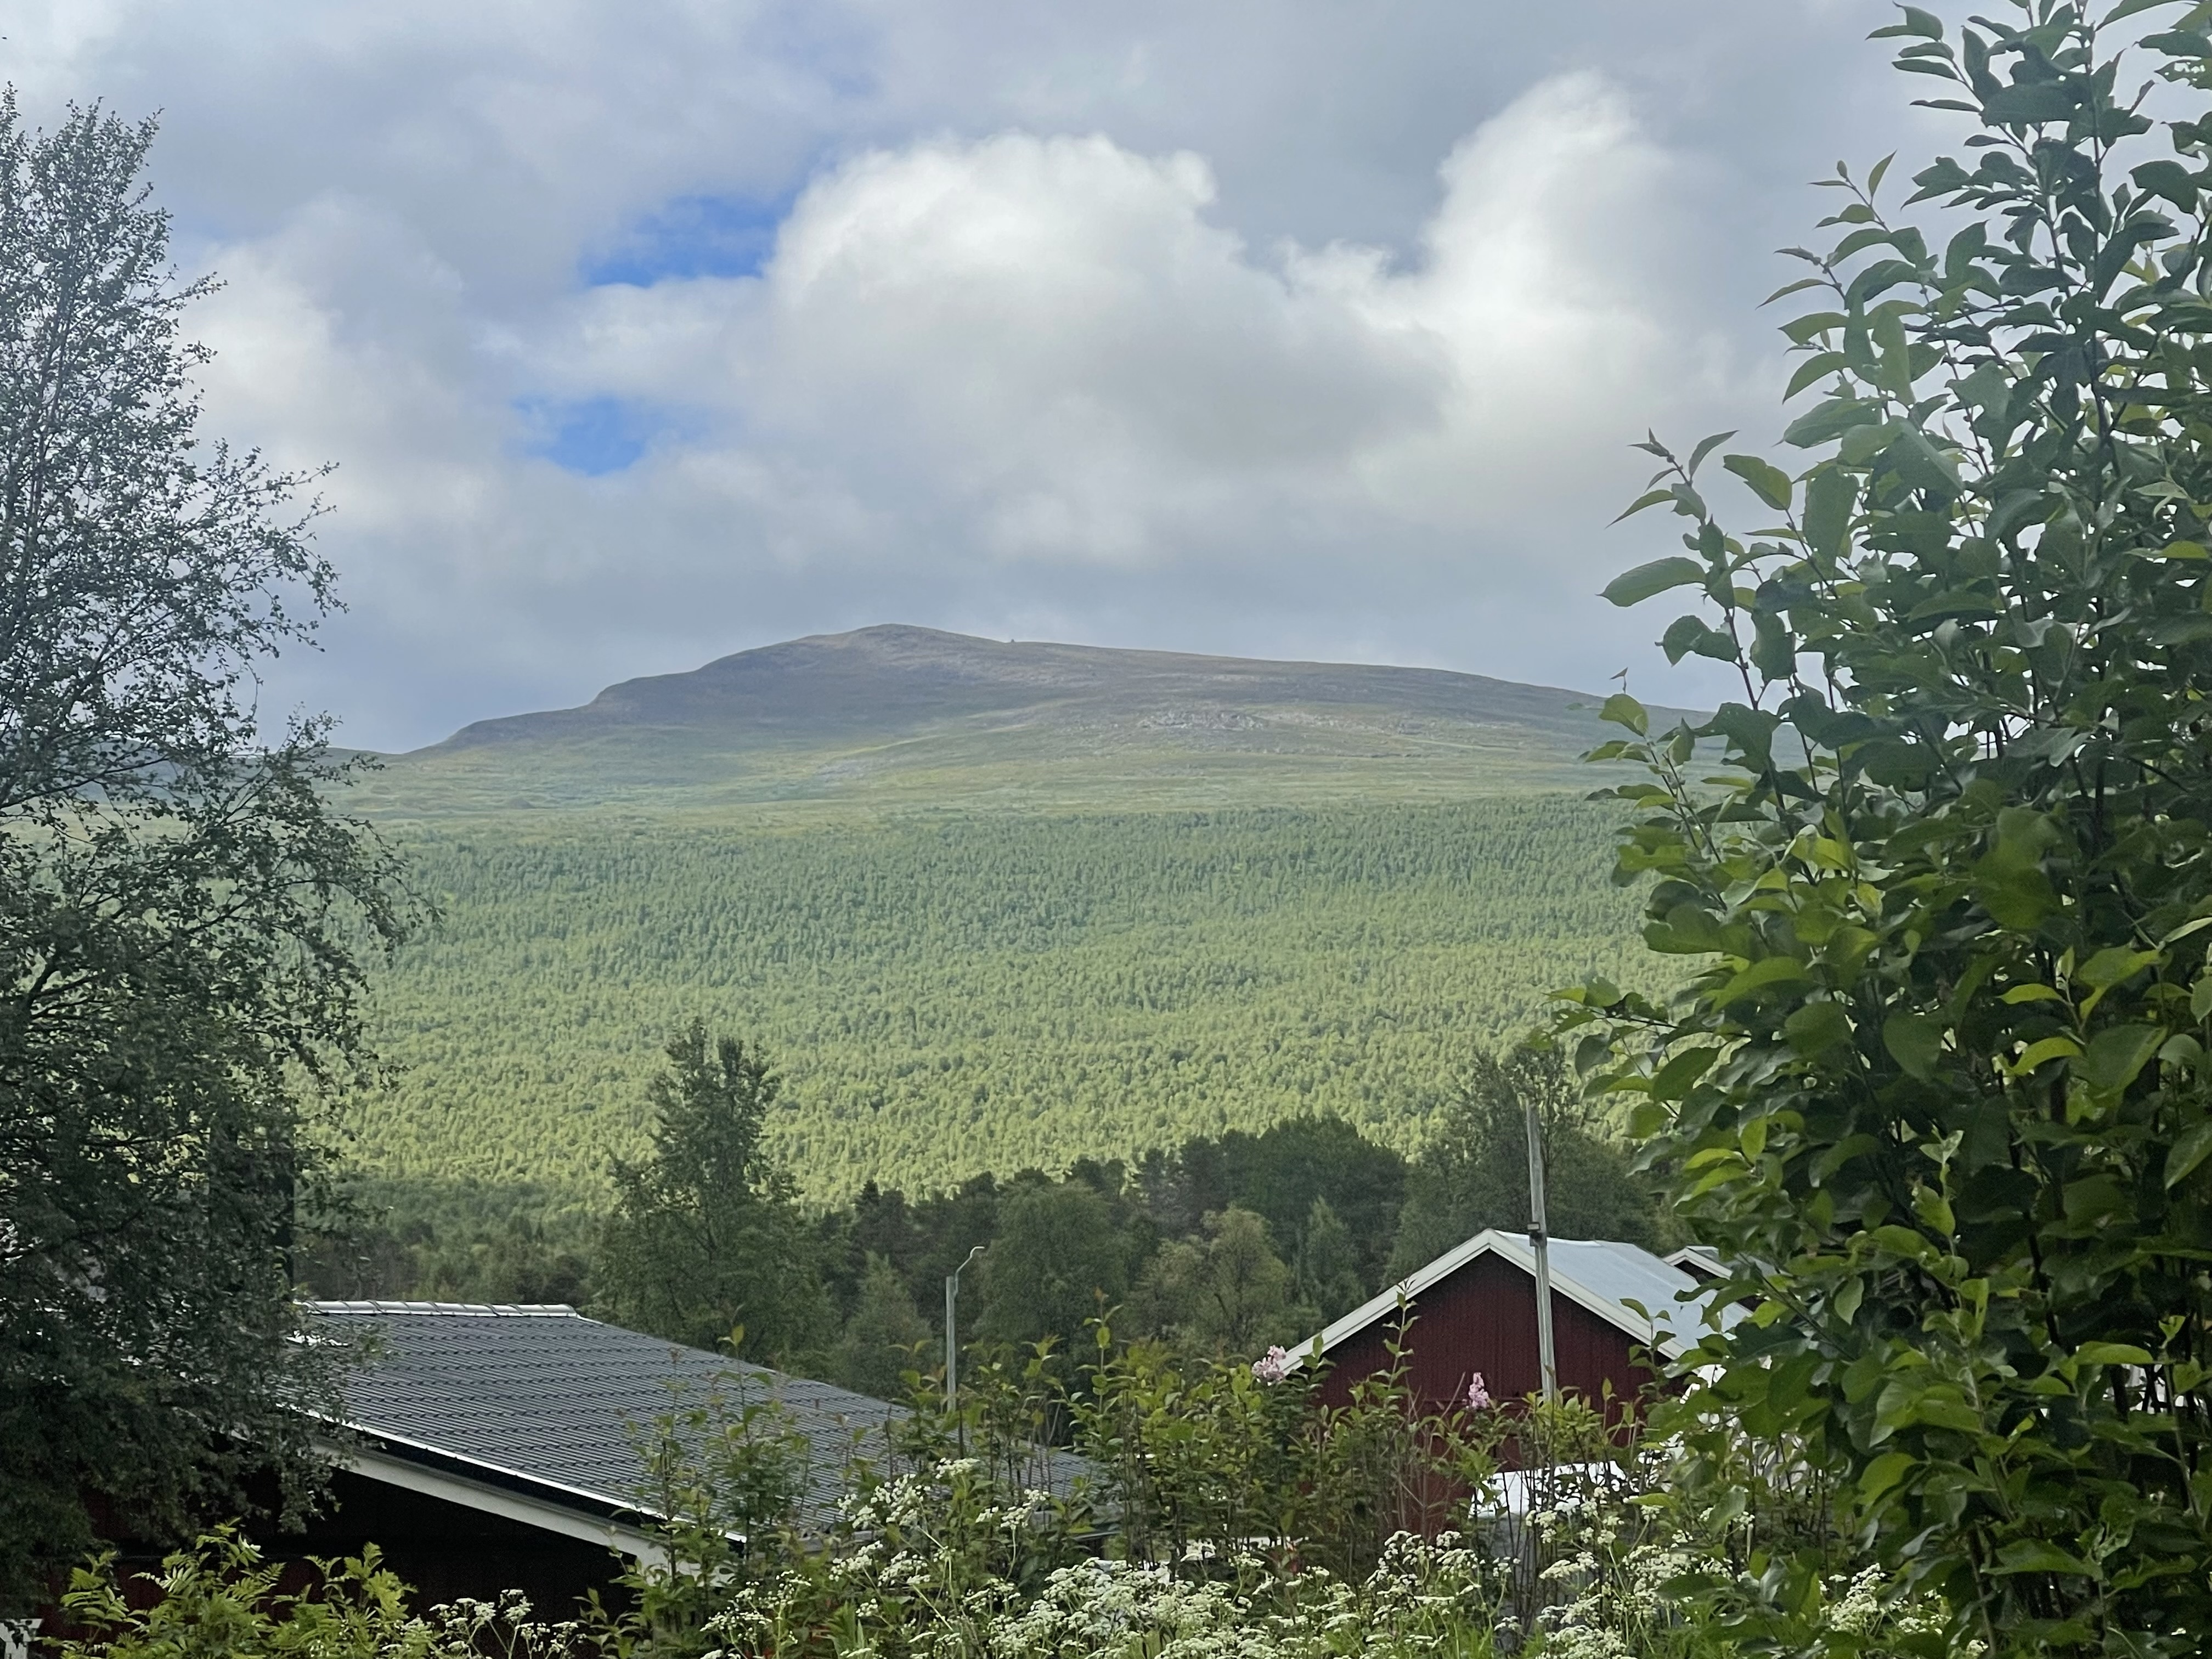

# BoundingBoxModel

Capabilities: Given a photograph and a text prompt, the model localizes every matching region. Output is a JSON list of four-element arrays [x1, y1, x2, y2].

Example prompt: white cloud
[[12, 0, 1898, 746], [487, 74, 1730, 613]]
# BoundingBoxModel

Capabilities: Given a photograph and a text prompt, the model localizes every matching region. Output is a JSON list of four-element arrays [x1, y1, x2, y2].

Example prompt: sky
[[13, 1, 1935, 752]]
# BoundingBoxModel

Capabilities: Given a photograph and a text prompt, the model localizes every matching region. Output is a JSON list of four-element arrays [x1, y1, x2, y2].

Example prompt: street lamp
[[945, 1244, 985, 1416]]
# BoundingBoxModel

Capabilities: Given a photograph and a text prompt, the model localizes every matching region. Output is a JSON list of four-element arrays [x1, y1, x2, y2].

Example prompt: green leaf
[[1872, 308, 1912, 399], [1911, 1185, 1955, 1235], [1722, 453, 1793, 511], [2077, 947, 2159, 990], [1869, 1224, 1935, 1262], [1884, 427, 1962, 497], [1990, 1539, 2098, 1577], [1870, 5, 1943, 39], [1785, 1000, 1853, 1056], [1714, 956, 1813, 1006], [2109, 0, 2191, 22], [2076, 1025, 2166, 1095], [2132, 159, 2200, 213], [1784, 352, 1847, 400], [2193, 976, 2212, 1022], [2074, 1342, 2154, 1366], [1762, 276, 1827, 305], [1602, 557, 1705, 608], [1703, 702, 1782, 769], [1751, 610, 1796, 679], [1859, 1449, 1916, 1500], [1783, 399, 1881, 449], [2166, 1119, 2212, 1188], [1649, 1046, 1719, 1103], [2015, 1035, 2084, 1075], [1686, 430, 1738, 478], [1974, 860, 2059, 932], [1614, 488, 1677, 522], [1884, 1013, 1946, 1079], [1661, 614, 1739, 665], [1802, 467, 1857, 561], [1599, 694, 1649, 736], [1982, 82, 2080, 125], [2001, 984, 2068, 1005], [1857, 737, 1940, 790]]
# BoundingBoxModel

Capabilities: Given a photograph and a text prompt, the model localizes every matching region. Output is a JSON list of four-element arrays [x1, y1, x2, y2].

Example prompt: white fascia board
[[322, 1441, 668, 1565]]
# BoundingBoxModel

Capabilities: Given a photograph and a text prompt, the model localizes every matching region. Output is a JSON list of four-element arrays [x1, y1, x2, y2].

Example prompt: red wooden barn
[[1296, 1229, 1739, 1430]]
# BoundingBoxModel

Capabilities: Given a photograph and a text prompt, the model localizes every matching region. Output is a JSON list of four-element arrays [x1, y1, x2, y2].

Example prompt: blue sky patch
[[518, 395, 663, 476], [584, 193, 790, 286]]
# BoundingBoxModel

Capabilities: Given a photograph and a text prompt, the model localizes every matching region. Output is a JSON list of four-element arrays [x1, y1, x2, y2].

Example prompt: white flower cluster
[[706, 1528, 1511, 1659], [694, 1444, 1954, 1659], [990, 1560, 1271, 1659], [988, 1533, 1510, 1659]]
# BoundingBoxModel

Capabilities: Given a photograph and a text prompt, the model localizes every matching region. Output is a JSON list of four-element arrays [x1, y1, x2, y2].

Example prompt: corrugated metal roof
[[306, 1301, 905, 1531], [1295, 1230, 1745, 1364]]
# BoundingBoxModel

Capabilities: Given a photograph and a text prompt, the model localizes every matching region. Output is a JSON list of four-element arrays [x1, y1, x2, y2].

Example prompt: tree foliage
[[352, 797, 1650, 1197], [974, 1179, 1137, 1350], [1134, 1206, 1305, 1358], [828, 1252, 933, 1400], [1562, 4, 2212, 1649], [0, 95, 409, 1607], [1387, 1047, 1666, 1280], [595, 1020, 828, 1364]]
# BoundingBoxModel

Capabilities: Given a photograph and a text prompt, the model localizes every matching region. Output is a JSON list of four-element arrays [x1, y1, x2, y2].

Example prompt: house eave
[[319, 1436, 668, 1562]]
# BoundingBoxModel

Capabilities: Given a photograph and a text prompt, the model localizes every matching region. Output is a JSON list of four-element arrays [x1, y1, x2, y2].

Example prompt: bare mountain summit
[[365, 625, 1678, 815]]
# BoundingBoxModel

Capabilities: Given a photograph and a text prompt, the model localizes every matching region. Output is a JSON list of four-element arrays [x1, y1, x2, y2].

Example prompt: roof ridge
[[1288, 1228, 1729, 1365], [306, 1300, 582, 1318]]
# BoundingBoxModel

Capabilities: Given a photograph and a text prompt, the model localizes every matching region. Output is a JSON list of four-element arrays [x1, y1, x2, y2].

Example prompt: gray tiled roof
[[307, 1301, 905, 1530]]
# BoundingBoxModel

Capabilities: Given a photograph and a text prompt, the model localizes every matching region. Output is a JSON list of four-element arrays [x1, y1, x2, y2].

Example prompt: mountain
[[358, 625, 1685, 816]]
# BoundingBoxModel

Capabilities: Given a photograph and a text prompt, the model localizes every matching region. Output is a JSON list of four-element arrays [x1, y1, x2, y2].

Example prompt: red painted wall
[[1312, 1251, 1655, 1432]]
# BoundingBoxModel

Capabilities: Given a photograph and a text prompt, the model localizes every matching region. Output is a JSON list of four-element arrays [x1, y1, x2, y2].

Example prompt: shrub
[[1558, 2, 2212, 1651], [53, 1530, 576, 1659]]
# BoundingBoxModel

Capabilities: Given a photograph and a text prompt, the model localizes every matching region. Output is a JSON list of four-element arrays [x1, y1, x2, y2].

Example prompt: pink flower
[[1465, 1373, 1492, 1412], [1251, 1346, 1293, 1384]]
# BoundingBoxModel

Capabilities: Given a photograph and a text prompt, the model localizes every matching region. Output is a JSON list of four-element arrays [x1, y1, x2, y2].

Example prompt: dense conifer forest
[[353, 794, 1657, 1197]]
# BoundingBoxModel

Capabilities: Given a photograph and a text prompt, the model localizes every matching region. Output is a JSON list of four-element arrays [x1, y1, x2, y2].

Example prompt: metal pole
[[1526, 1098, 1559, 1404], [945, 1244, 984, 1415]]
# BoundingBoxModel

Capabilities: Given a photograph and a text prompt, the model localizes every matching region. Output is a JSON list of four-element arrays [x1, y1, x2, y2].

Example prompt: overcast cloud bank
[[15, 1, 1900, 749]]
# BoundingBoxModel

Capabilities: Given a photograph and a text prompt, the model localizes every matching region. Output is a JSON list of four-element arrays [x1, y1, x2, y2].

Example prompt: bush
[[1556, 2, 2212, 1651], [54, 1530, 577, 1659], [58, 1375, 1957, 1659]]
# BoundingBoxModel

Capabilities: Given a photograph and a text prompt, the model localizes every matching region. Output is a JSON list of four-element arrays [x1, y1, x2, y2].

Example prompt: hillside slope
[[356, 625, 1687, 814], [358, 799, 1658, 1197]]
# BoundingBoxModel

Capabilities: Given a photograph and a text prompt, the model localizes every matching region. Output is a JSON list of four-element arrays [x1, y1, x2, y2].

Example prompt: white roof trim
[[323, 1441, 668, 1563], [1287, 1229, 1711, 1368]]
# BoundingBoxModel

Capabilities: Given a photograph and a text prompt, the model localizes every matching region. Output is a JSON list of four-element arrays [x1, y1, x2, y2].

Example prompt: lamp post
[[1526, 1098, 1559, 1404], [945, 1244, 985, 1423]]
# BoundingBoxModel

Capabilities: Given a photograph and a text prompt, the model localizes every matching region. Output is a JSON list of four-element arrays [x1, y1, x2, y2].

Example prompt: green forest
[[307, 1039, 1670, 1399], [353, 793, 1660, 1198]]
